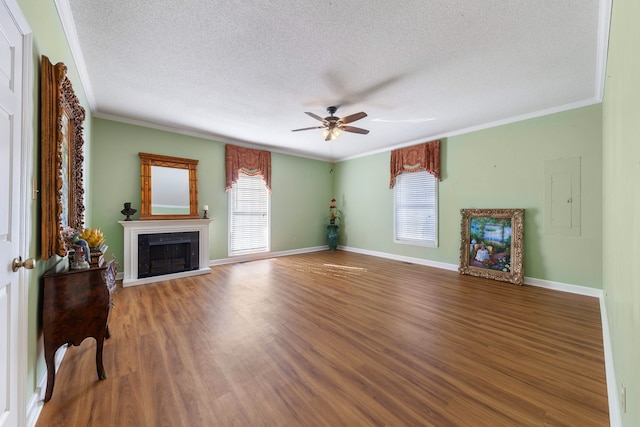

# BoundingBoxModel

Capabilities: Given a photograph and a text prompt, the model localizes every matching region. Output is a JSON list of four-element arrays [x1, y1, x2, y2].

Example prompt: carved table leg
[[43, 346, 57, 402], [95, 335, 107, 380]]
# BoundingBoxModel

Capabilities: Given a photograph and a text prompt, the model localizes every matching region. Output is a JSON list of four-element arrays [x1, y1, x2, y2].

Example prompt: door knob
[[12, 256, 36, 272]]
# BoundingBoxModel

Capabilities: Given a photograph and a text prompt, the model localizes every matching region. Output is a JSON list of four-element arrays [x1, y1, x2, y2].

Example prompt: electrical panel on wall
[[544, 157, 581, 236]]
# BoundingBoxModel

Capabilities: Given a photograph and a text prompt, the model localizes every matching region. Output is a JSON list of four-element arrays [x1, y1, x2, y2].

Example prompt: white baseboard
[[209, 246, 327, 266], [522, 276, 603, 297], [600, 297, 621, 427], [26, 345, 67, 427], [340, 245, 460, 272]]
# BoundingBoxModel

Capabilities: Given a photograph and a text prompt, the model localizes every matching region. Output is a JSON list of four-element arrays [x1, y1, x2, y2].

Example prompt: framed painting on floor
[[459, 208, 524, 285]]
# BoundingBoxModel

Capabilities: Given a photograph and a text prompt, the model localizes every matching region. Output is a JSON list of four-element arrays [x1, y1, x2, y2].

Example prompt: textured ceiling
[[61, 0, 609, 161]]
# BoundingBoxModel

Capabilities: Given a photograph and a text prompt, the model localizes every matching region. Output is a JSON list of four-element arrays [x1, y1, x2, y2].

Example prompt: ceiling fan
[[292, 106, 369, 141]]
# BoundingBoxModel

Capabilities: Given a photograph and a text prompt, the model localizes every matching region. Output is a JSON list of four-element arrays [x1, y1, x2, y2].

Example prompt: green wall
[[90, 118, 333, 266], [602, 0, 640, 424], [334, 104, 603, 288]]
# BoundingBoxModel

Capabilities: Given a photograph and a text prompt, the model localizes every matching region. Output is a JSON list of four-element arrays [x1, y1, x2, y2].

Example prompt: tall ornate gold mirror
[[139, 152, 199, 220], [41, 56, 86, 259]]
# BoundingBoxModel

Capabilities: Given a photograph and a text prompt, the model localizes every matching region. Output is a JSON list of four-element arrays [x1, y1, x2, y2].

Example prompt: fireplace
[[138, 232, 199, 278], [120, 219, 212, 287]]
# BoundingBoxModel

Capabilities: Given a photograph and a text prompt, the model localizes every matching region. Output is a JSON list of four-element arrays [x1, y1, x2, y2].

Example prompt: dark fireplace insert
[[138, 232, 199, 278]]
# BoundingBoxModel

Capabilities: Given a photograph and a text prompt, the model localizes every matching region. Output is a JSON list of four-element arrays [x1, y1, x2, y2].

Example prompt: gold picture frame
[[41, 56, 86, 259], [459, 208, 524, 285]]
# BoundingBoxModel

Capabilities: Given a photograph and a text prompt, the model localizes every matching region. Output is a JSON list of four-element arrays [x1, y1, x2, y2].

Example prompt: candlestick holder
[[203, 209, 209, 219]]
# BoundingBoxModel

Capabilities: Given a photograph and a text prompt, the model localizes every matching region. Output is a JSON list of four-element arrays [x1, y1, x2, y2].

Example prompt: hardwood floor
[[36, 251, 609, 426]]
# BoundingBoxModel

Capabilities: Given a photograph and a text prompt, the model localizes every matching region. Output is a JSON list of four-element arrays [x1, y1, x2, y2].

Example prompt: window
[[228, 173, 270, 255], [394, 170, 438, 246]]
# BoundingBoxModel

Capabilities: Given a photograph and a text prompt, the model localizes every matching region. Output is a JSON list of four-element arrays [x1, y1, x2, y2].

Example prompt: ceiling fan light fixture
[[322, 127, 343, 141], [293, 106, 368, 140]]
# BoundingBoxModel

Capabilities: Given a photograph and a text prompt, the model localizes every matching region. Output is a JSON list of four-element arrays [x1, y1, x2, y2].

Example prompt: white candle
[[203, 205, 209, 211]]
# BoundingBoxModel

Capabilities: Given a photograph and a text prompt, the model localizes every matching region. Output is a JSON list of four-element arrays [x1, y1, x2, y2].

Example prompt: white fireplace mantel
[[120, 219, 212, 287]]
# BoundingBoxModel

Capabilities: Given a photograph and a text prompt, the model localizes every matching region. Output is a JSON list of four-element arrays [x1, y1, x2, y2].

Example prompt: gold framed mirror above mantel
[[41, 56, 86, 260], [139, 152, 199, 220]]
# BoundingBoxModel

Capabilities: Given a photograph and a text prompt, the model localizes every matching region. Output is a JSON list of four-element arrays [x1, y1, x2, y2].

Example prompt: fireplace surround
[[120, 219, 212, 287]]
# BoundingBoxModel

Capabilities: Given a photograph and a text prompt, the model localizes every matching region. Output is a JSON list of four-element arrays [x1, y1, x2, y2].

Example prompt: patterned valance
[[225, 144, 272, 192], [389, 140, 441, 188]]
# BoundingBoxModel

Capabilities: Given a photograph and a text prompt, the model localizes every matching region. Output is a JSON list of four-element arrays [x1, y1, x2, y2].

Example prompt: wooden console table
[[42, 259, 117, 402]]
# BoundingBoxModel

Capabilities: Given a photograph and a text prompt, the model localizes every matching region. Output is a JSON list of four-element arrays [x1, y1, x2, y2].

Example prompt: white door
[[0, 1, 30, 426]]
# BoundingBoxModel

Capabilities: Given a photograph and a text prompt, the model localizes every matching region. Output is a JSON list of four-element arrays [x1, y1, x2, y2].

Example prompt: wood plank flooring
[[36, 251, 609, 426]]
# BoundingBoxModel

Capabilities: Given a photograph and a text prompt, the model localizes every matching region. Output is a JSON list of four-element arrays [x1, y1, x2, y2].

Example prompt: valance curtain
[[225, 144, 272, 192], [389, 140, 441, 188]]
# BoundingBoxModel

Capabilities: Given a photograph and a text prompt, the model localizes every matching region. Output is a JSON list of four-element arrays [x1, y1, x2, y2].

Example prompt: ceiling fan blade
[[340, 112, 367, 124], [305, 112, 326, 122], [292, 126, 325, 132], [341, 125, 369, 135]]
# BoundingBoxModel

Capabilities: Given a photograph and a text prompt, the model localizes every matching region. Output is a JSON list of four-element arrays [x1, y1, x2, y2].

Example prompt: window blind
[[229, 173, 270, 255], [394, 171, 438, 246]]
